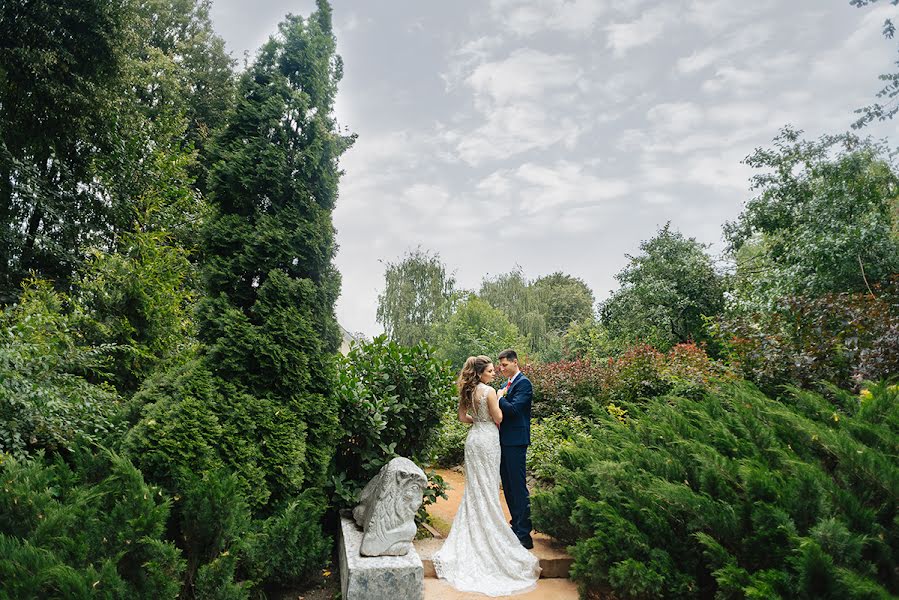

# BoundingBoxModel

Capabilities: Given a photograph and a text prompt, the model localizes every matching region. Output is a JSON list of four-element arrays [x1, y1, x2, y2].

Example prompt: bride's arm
[[457, 398, 474, 424], [486, 388, 503, 426]]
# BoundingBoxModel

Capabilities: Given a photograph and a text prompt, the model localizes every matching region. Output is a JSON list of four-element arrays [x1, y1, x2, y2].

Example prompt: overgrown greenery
[[1, 1, 352, 596], [333, 336, 455, 507], [3, 2, 899, 599], [533, 381, 899, 599], [725, 128, 899, 310], [600, 223, 725, 352]]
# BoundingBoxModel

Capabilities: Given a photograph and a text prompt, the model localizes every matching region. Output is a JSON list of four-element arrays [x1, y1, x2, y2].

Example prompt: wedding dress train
[[432, 383, 541, 596]]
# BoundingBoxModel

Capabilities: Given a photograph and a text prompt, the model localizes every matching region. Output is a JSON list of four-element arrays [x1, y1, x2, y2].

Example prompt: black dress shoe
[[520, 538, 534, 549]]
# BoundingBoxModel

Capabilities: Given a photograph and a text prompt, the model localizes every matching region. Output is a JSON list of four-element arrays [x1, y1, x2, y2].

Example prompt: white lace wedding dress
[[433, 383, 541, 596]]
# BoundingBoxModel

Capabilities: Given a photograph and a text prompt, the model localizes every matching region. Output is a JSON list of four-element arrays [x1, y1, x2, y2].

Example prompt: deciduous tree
[[376, 248, 456, 347]]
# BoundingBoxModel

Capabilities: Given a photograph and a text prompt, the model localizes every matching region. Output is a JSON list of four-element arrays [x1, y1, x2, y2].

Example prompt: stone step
[[413, 536, 573, 579]]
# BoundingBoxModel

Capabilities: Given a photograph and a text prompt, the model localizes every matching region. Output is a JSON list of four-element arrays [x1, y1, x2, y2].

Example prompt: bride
[[433, 355, 541, 596]]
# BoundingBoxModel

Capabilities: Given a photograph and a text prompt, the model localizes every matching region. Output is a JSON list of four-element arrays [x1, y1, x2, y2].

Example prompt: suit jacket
[[498, 373, 532, 446]]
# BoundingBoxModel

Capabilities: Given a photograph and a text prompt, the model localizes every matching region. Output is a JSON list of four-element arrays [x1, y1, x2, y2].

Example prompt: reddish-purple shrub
[[712, 279, 899, 394], [527, 343, 732, 418], [525, 359, 604, 418]]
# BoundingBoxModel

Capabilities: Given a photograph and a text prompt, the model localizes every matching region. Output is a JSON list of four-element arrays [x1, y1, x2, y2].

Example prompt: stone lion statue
[[353, 457, 427, 556]]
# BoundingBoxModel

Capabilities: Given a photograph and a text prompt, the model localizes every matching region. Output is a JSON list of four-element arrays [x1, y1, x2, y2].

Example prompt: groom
[[496, 348, 534, 549]]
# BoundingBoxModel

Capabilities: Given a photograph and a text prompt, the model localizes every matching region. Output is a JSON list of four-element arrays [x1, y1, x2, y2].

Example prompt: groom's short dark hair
[[498, 349, 518, 362]]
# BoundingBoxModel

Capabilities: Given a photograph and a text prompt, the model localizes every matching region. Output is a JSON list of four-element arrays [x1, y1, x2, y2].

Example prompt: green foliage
[[479, 268, 550, 354], [435, 294, 529, 368], [526, 359, 606, 419], [376, 247, 457, 347], [333, 336, 454, 505], [130, 0, 235, 191], [124, 359, 310, 510], [198, 4, 353, 503], [527, 414, 591, 482], [601, 223, 725, 352], [76, 230, 197, 396], [533, 382, 899, 598], [562, 318, 616, 362], [0, 0, 132, 302], [247, 490, 331, 586], [0, 0, 224, 304], [477, 268, 595, 360], [176, 468, 254, 594], [0, 280, 123, 458], [0, 0, 345, 596], [850, 0, 899, 128], [531, 272, 596, 335], [0, 449, 184, 599], [429, 410, 470, 468], [726, 127, 899, 309]]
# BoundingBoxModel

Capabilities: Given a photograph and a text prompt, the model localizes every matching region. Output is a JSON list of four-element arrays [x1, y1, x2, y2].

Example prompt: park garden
[[0, 1, 897, 598]]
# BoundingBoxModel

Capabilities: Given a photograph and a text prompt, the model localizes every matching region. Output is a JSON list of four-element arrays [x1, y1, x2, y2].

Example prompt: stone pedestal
[[339, 516, 424, 600]]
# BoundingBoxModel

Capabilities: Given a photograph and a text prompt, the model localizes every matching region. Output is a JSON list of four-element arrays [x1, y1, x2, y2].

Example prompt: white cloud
[[676, 24, 773, 74], [446, 104, 583, 164], [488, 0, 610, 36], [684, 0, 776, 34], [606, 4, 679, 57], [465, 49, 582, 105], [478, 161, 631, 219], [443, 49, 588, 163], [442, 35, 505, 91]]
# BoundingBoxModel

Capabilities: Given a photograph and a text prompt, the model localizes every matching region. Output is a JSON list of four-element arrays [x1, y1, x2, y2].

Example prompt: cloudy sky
[[209, 0, 897, 337]]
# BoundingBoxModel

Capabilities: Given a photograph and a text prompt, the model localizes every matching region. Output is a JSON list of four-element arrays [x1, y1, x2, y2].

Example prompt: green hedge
[[0, 450, 183, 599], [533, 382, 898, 599], [333, 336, 454, 507]]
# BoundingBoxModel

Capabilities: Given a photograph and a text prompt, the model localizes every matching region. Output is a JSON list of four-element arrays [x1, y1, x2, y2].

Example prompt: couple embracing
[[433, 349, 542, 596]]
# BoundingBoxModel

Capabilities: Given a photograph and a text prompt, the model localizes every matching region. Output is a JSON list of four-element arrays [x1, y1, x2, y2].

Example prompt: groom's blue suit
[[498, 372, 533, 547]]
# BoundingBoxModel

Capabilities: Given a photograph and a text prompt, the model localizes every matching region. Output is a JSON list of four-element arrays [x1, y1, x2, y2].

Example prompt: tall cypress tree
[[199, 0, 354, 495]]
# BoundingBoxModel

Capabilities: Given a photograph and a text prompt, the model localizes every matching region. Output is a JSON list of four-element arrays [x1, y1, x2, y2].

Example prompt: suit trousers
[[499, 444, 532, 544]]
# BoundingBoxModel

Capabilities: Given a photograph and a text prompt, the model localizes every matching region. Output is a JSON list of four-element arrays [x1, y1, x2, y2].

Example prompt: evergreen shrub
[[527, 414, 591, 482], [0, 450, 184, 599], [533, 381, 899, 598]]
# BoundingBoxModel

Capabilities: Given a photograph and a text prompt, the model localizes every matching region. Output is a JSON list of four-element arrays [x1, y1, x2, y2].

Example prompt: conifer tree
[[199, 0, 354, 494]]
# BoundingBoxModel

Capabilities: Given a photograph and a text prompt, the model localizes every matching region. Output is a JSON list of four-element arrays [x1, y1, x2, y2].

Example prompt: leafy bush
[[527, 343, 730, 419], [123, 360, 273, 509], [172, 470, 330, 596], [0, 449, 184, 599], [429, 410, 469, 468], [123, 359, 333, 596], [600, 223, 726, 352], [533, 382, 899, 598], [527, 414, 591, 482], [712, 281, 899, 394], [333, 336, 455, 506], [75, 230, 197, 396], [434, 294, 528, 369], [599, 344, 669, 412], [0, 280, 124, 458], [525, 359, 605, 418]]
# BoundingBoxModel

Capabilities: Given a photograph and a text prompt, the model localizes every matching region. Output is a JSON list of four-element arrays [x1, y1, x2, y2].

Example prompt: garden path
[[415, 468, 580, 600]]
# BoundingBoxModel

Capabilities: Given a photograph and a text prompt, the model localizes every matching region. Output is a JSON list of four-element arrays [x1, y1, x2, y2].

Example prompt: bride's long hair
[[458, 355, 493, 413]]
